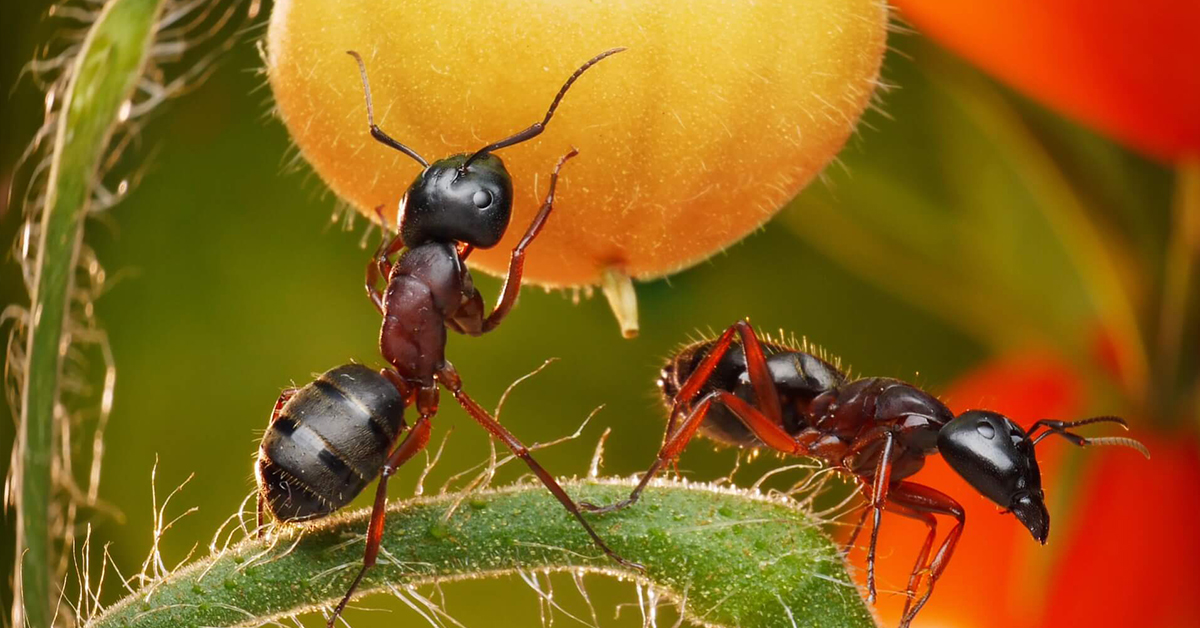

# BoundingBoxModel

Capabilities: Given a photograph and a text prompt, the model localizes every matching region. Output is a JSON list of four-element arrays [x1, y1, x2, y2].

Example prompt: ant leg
[[727, 320, 784, 423], [842, 430, 897, 604], [583, 321, 791, 514], [842, 506, 871, 556], [584, 387, 799, 515], [435, 363, 645, 573], [268, 389, 298, 423], [480, 149, 578, 332], [366, 208, 405, 315], [661, 324, 742, 440], [258, 388, 298, 538], [584, 391, 721, 514], [379, 368, 417, 407], [887, 482, 965, 628], [883, 500, 938, 622], [327, 416, 432, 628], [662, 320, 785, 442]]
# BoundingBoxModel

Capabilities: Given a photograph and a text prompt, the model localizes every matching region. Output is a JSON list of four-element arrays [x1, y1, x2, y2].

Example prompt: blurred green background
[[2, 2, 1194, 627]]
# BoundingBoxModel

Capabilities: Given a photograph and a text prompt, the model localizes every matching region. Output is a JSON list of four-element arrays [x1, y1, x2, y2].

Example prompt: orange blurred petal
[[892, 0, 1200, 162], [1037, 432, 1200, 627]]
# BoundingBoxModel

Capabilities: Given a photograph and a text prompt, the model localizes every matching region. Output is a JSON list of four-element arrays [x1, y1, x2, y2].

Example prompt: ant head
[[937, 410, 1049, 543], [399, 153, 514, 248], [347, 48, 624, 248]]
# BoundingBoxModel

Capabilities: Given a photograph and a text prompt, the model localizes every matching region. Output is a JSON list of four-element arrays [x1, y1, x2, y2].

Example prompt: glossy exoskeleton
[[256, 364, 408, 522], [255, 47, 630, 628], [582, 320, 1149, 627]]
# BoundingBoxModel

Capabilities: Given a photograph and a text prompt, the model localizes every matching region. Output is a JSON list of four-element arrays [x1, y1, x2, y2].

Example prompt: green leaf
[[87, 480, 875, 628]]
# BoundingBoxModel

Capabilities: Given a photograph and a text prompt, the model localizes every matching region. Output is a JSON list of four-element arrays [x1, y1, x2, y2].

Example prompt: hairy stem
[[88, 480, 874, 628], [16, 0, 165, 626]]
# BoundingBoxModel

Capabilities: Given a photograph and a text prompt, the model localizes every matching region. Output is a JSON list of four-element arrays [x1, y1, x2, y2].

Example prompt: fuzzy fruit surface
[[268, 0, 888, 286]]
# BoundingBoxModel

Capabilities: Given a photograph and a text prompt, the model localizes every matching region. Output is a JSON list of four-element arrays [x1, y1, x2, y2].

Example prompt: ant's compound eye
[[472, 189, 492, 209], [976, 421, 996, 439]]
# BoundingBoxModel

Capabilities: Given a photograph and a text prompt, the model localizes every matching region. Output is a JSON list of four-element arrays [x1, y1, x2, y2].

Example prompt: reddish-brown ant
[[581, 320, 1149, 627], [255, 47, 633, 628]]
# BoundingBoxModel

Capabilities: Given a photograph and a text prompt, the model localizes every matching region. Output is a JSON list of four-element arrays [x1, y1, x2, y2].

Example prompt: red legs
[[257, 388, 298, 537], [843, 506, 872, 556], [328, 416, 433, 628], [479, 148, 578, 333], [886, 482, 965, 628], [366, 205, 405, 315], [583, 320, 790, 514], [434, 362, 645, 572], [858, 431, 897, 603], [664, 320, 780, 441], [884, 502, 937, 622]]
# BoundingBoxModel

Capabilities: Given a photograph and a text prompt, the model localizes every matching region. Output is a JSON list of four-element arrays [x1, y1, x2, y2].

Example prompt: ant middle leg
[[435, 363, 644, 572], [480, 148, 578, 332], [841, 429, 897, 603], [327, 416, 432, 628]]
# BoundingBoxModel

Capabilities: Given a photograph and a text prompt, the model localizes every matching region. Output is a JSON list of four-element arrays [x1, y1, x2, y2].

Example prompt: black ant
[[255, 47, 632, 628], [581, 320, 1149, 627]]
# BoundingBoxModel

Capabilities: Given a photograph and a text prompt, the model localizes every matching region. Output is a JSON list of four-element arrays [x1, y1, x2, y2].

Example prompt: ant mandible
[[581, 320, 1149, 627], [255, 47, 633, 628]]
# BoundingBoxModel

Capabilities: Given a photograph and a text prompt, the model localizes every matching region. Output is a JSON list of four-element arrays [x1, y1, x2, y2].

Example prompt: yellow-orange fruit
[[268, 0, 888, 287]]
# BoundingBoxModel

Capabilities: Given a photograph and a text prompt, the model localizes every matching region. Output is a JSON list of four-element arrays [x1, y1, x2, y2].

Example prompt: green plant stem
[[16, 0, 165, 626], [87, 480, 874, 628]]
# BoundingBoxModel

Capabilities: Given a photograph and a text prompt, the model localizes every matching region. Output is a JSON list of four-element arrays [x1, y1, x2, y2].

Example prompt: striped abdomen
[[256, 364, 407, 522]]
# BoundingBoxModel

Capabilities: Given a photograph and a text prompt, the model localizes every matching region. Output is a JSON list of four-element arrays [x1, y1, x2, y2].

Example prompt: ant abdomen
[[256, 364, 407, 522]]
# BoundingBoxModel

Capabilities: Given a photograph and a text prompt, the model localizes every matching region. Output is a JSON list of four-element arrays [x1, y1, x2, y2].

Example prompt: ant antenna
[[347, 50, 430, 168], [1027, 416, 1150, 458], [461, 47, 625, 170]]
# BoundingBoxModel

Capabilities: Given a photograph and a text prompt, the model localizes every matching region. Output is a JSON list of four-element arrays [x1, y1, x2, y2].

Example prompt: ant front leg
[[258, 388, 299, 537], [366, 206, 405, 315], [327, 416, 433, 628], [883, 501, 938, 622], [887, 482, 965, 628], [480, 148, 578, 333], [435, 362, 644, 573]]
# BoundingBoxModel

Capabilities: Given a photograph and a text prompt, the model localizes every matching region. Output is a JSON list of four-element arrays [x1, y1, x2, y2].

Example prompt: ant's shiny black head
[[399, 153, 513, 248], [346, 48, 624, 247], [938, 411, 1149, 545], [938, 410, 1049, 543]]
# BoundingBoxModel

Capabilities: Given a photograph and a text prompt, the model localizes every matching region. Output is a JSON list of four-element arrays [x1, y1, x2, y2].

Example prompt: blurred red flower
[[845, 350, 1200, 627], [891, 0, 1200, 162]]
